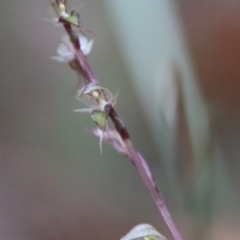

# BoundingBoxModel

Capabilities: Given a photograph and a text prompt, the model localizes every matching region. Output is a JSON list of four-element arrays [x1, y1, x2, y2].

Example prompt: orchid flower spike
[[51, 35, 94, 62], [74, 84, 119, 154]]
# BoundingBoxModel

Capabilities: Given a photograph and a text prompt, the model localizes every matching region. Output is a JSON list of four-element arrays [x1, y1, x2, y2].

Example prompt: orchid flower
[[51, 35, 93, 63], [51, 1, 80, 28], [50, 1, 95, 36], [74, 84, 119, 154], [49, 0, 70, 25], [91, 128, 128, 156]]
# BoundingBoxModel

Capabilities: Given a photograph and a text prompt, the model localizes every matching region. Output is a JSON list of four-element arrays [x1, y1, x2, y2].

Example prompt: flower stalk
[[49, 1, 184, 240]]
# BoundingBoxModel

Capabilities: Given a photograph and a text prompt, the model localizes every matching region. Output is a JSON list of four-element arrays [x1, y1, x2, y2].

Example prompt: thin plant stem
[[124, 139, 183, 240], [53, 9, 184, 240]]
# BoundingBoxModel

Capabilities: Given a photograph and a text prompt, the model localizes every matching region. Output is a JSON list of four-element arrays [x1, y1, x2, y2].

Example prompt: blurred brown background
[[0, 0, 240, 239]]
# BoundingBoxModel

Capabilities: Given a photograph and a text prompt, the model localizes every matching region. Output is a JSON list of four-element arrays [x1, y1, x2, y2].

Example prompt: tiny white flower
[[51, 36, 75, 62], [51, 35, 94, 62], [91, 128, 127, 156], [79, 36, 94, 55]]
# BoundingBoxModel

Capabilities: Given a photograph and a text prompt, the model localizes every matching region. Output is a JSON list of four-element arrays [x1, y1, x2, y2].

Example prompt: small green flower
[[74, 84, 119, 154], [49, 1, 95, 36]]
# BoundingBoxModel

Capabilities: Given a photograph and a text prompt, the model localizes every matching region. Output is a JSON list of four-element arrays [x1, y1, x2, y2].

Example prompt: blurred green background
[[0, 0, 240, 239]]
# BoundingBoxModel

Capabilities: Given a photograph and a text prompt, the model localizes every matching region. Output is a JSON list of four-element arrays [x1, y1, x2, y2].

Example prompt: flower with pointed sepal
[[91, 128, 128, 156], [51, 34, 93, 63], [74, 84, 119, 154], [49, 0, 70, 25], [50, 1, 95, 36]]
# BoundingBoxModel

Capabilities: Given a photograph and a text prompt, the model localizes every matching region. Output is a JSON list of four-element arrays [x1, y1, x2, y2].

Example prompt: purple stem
[[57, 14, 184, 240], [125, 143, 184, 240]]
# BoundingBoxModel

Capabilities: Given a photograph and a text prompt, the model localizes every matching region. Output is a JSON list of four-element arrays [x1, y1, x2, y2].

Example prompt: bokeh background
[[0, 0, 240, 239]]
